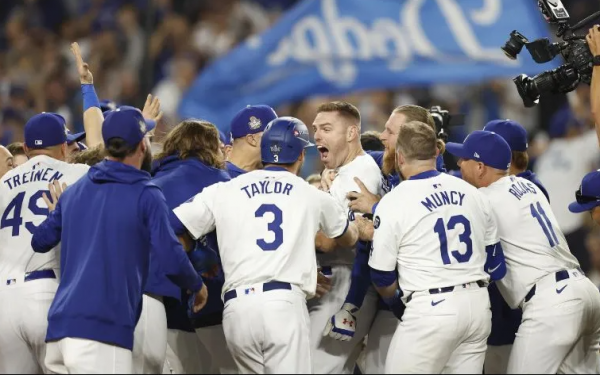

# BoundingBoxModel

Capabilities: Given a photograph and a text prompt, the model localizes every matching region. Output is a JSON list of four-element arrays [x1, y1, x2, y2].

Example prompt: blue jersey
[[152, 155, 230, 331], [31, 161, 202, 350]]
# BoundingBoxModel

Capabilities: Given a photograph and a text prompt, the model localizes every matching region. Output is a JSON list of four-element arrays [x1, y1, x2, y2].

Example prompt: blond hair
[[155, 119, 225, 169], [393, 105, 445, 153], [396, 121, 439, 161]]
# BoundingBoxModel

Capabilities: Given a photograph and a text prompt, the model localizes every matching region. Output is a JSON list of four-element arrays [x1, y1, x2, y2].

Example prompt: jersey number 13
[[434, 215, 473, 265]]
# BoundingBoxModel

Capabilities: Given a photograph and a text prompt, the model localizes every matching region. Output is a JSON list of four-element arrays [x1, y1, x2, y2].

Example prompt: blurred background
[[1, 0, 600, 278]]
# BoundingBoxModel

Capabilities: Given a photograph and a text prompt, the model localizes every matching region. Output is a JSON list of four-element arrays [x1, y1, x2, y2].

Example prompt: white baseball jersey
[[479, 175, 580, 308], [369, 171, 495, 292], [173, 168, 349, 298], [318, 153, 385, 266], [0, 155, 89, 279]]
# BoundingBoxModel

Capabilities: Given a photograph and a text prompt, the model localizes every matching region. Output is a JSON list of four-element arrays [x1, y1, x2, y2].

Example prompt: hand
[[320, 169, 335, 192], [322, 303, 359, 341], [315, 268, 332, 298], [70, 42, 93, 84], [190, 283, 208, 313], [354, 215, 374, 242], [201, 264, 220, 279], [587, 25, 600, 57], [142, 94, 164, 124], [347, 177, 380, 214], [42, 180, 68, 212]]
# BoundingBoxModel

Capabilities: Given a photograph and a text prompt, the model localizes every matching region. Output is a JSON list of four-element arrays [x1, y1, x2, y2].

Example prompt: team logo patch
[[139, 120, 147, 133], [245, 287, 256, 295], [35, 140, 43, 146], [270, 144, 281, 154], [373, 216, 381, 229], [248, 116, 262, 129], [474, 152, 480, 158]]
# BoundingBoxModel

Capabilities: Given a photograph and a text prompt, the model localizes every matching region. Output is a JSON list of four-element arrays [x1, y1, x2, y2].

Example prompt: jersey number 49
[[0, 190, 49, 236]]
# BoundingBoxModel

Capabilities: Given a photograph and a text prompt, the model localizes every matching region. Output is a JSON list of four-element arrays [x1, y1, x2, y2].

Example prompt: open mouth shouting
[[317, 145, 329, 161]]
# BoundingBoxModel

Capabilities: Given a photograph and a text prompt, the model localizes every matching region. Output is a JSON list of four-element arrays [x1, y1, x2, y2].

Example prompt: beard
[[382, 148, 397, 176], [141, 148, 153, 173]]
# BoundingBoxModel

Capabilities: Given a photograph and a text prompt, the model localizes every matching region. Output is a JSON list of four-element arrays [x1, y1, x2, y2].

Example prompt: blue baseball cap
[[230, 105, 277, 140], [102, 107, 156, 148], [483, 119, 528, 152], [100, 99, 118, 114], [67, 130, 86, 145], [568, 171, 600, 213], [24, 112, 68, 149], [446, 130, 511, 170], [548, 106, 583, 139]]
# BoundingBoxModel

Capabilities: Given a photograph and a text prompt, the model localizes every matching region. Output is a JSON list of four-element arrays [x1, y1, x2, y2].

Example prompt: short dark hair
[[511, 150, 529, 171], [316, 101, 361, 125], [6, 142, 25, 156], [360, 131, 385, 152], [105, 138, 138, 159]]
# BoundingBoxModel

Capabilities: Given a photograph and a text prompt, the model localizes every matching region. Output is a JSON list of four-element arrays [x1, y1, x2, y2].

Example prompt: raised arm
[[71, 42, 103, 149]]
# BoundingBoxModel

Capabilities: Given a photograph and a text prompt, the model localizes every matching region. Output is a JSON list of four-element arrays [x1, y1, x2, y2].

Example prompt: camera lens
[[513, 74, 541, 108], [502, 31, 529, 60]]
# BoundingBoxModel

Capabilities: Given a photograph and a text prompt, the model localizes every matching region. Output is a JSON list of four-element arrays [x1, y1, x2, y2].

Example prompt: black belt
[[24, 269, 56, 282], [407, 280, 486, 303], [223, 281, 292, 303], [524, 268, 583, 303]]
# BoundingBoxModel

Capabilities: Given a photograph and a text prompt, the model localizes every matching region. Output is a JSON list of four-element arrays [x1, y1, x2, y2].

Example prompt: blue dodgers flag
[[179, 0, 558, 132]]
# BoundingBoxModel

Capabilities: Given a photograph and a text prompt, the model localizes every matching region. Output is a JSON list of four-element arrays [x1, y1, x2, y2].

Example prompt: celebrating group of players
[[1, 40, 600, 375]]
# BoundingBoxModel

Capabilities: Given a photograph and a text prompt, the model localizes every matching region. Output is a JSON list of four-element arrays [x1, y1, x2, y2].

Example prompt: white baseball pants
[[133, 294, 167, 374], [386, 284, 491, 374], [307, 264, 378, 374], [0, 275, 57, 374], [222, 282, 311, 374], [45, 337, 132, 374], [507, 270, 600, 374], [484, 345, 512, 374], [196, 324, 237, 374], [363, 309, 399, 373]]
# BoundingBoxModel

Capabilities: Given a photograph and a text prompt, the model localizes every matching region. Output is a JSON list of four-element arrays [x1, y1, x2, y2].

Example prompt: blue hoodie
[[225, 161, 247, 179], [151, 155, 230, 331], [31, 160, 204, 350]]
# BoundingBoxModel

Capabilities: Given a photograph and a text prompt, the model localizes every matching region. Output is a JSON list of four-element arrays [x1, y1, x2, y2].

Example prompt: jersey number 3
[[255, 204, 283, 251], [434, 215, 473, 265], [1, 190, 50, 236]]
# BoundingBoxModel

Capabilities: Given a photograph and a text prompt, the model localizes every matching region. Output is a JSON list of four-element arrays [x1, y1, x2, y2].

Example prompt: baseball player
[[481, 119, 550, 374], [370, 122, 504, 374], [311, 101, 384, 374], [31, 107, 207, 374], [448, 130, 600, 373], [225, 105, 277, 178], [7, 142, 28, 167], [173, 117, 359, 373], [343, 105, 446, 373], [151, 119, 233, 375], [0, 113, 90, 373]]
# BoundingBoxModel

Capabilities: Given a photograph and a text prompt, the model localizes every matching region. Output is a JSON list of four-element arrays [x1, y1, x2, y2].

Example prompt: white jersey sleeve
[[317, 190, 349, 239], [479, 193, 500, 246], [173, 183, 221, 239], [369, 194, 399, 272]]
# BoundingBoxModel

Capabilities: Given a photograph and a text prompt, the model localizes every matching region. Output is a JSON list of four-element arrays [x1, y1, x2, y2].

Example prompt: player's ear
[[246, 133, 259, 147], [60, 143, 68, 160]]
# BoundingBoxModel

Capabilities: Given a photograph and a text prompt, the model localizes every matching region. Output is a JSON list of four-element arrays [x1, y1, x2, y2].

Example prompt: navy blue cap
[[102, 107, 156, 148], [67, 131, 86, 144], [219, 131, 231, 146], [100, 99, 118, 114], [24, 113, 68, 149], [483, 119, 528, 152], [230, 105, 277, 140], [446, 130, 511, 170], [548, 106, 583, 138], [569, 171, 600, 213]]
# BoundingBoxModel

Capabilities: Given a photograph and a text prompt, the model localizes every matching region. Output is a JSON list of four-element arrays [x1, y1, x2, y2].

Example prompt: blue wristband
[[82, 84, 100, 111]]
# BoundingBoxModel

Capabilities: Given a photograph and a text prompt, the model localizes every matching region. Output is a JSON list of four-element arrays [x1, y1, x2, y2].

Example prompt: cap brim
[[304, 141, 315, 148], [445, 142, 471, 159], [568, 201, 600, 213], [67, 132, 85, 144]]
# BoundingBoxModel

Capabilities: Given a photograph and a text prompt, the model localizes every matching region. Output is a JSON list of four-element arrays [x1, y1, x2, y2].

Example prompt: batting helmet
[[261, 116, 314, 164]]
